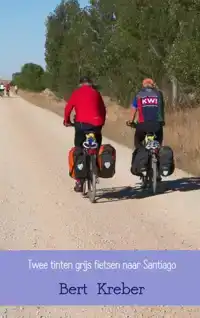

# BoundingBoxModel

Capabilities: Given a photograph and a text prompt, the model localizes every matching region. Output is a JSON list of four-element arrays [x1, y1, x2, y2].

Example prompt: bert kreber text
[[59, 282, 145, 296]]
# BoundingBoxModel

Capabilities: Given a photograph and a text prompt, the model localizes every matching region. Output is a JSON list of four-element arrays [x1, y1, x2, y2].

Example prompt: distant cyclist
[[0, 82, 4, 96], [5, 82, 11, 96], [14, 85, 18, 94], [63, 76, 106, 192]]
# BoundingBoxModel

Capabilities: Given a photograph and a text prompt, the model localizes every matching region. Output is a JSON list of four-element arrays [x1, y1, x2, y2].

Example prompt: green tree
[[18, 0, 200, 106], [13, 63, 45, 91], [11, 72, 21, 86], [45, 0, 79, 92]]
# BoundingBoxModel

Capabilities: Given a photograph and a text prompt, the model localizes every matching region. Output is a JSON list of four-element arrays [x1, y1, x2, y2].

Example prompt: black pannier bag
[[158, 146, 175, 177], [68, 146, 87, 179], [131, 146, 149, 176], [97, 144, 116, 178]]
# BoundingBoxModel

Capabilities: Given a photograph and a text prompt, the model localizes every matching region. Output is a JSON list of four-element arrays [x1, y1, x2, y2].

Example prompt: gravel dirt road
[[1, 94, 200, 317]]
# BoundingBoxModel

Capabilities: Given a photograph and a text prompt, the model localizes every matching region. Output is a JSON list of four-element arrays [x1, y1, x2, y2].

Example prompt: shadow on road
[[0, 96, 14, 99], [95, 177, 200, 203]]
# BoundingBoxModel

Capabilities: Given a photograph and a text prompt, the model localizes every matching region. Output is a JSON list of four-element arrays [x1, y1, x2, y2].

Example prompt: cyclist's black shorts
[[134, 122, 163, 148], [74, 122, 102, 148]]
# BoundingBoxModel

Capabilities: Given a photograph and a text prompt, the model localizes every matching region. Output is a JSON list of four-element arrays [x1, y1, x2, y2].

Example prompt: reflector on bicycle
[[87, 148, 97, 155]]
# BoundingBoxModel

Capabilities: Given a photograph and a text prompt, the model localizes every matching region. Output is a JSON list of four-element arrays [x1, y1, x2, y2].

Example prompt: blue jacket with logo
[[132, 88, 165, 123]]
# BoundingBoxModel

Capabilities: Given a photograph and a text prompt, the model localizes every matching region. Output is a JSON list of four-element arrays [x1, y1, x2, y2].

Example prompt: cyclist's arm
[[64, 91, 76, 123], [159, 90, 165, 123], [99, 93, 106, 125], [130, 97, 138, 122]]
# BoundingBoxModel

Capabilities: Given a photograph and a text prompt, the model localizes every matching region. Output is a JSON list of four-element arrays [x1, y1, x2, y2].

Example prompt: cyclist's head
[[142, 78, 155, 88], [79, 76, 93, 86]]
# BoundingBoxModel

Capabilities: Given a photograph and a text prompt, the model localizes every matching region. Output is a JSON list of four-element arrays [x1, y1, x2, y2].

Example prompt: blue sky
[[0, 0, 89, 79]]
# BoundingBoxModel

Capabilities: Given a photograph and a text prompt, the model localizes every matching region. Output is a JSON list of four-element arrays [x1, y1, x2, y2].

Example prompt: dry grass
[[16, 89, 200, 176]]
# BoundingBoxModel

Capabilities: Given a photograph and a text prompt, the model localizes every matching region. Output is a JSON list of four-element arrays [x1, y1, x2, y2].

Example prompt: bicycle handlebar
[[63, 120, 75, 127], [64, 114, 76, 127], [126, 121, 137, 129], [126, 121, 165, 128]]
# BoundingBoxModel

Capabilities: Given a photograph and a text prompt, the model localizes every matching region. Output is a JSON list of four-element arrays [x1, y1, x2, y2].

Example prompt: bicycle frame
[[83, 132, 98, 178], [65, 122, 99, 201], [142, 134, 160, 194], [82, 132, 98, 202], [126, 121, 160, 193]]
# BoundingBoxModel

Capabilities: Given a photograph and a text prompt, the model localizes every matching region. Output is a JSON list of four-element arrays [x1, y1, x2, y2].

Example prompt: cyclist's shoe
[[74, 181, 83, 192]]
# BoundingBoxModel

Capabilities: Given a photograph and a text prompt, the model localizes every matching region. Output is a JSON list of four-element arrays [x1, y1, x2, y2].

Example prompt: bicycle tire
[[151, 154, 157, 194], [141, 174, 147, 189], [82, 180, 87, 197], [87, 155, 97, 203]]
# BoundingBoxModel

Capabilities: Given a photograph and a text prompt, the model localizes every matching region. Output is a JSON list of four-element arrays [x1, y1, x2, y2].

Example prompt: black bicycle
[[126, 121, 161, 194], [66, 122, 99, 203]]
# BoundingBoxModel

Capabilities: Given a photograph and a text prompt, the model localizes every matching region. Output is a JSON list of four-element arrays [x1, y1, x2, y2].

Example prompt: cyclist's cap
[[142, 78, 155, 87]]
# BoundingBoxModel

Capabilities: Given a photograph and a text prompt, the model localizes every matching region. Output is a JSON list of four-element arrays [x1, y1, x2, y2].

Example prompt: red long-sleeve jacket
[[64, 85, 106, 127], [5, 83, 10, 91]]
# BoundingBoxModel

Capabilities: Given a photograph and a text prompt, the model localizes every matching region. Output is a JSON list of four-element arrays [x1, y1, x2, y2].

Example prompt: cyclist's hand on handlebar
[[126, 120, 136, 127], [63, 120, 71, 127], [126, 120, 132, 126]]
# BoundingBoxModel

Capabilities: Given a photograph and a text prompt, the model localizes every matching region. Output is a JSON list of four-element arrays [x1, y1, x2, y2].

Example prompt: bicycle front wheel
[[87, 155, 97, 203], [82, 180, 87, 197]]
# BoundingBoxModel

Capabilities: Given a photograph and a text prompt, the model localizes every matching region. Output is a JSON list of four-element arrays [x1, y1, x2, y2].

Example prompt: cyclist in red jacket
[[5, 82, 11, 96], [6, 83, 10, 92], [63, 76, 106, 192]]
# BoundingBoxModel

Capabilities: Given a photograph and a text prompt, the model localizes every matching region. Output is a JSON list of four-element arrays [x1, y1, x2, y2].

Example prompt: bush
[[12, 63, 46, 92]]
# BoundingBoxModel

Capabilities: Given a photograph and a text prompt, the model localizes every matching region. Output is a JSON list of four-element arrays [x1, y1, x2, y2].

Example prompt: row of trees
[[12, 0, 200, 106]]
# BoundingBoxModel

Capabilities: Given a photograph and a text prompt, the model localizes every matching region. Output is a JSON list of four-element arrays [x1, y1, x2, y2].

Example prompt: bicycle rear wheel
[[141, 174, 148, 189], [151, 154, 157, 194], [87, 155, 97, 203]]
